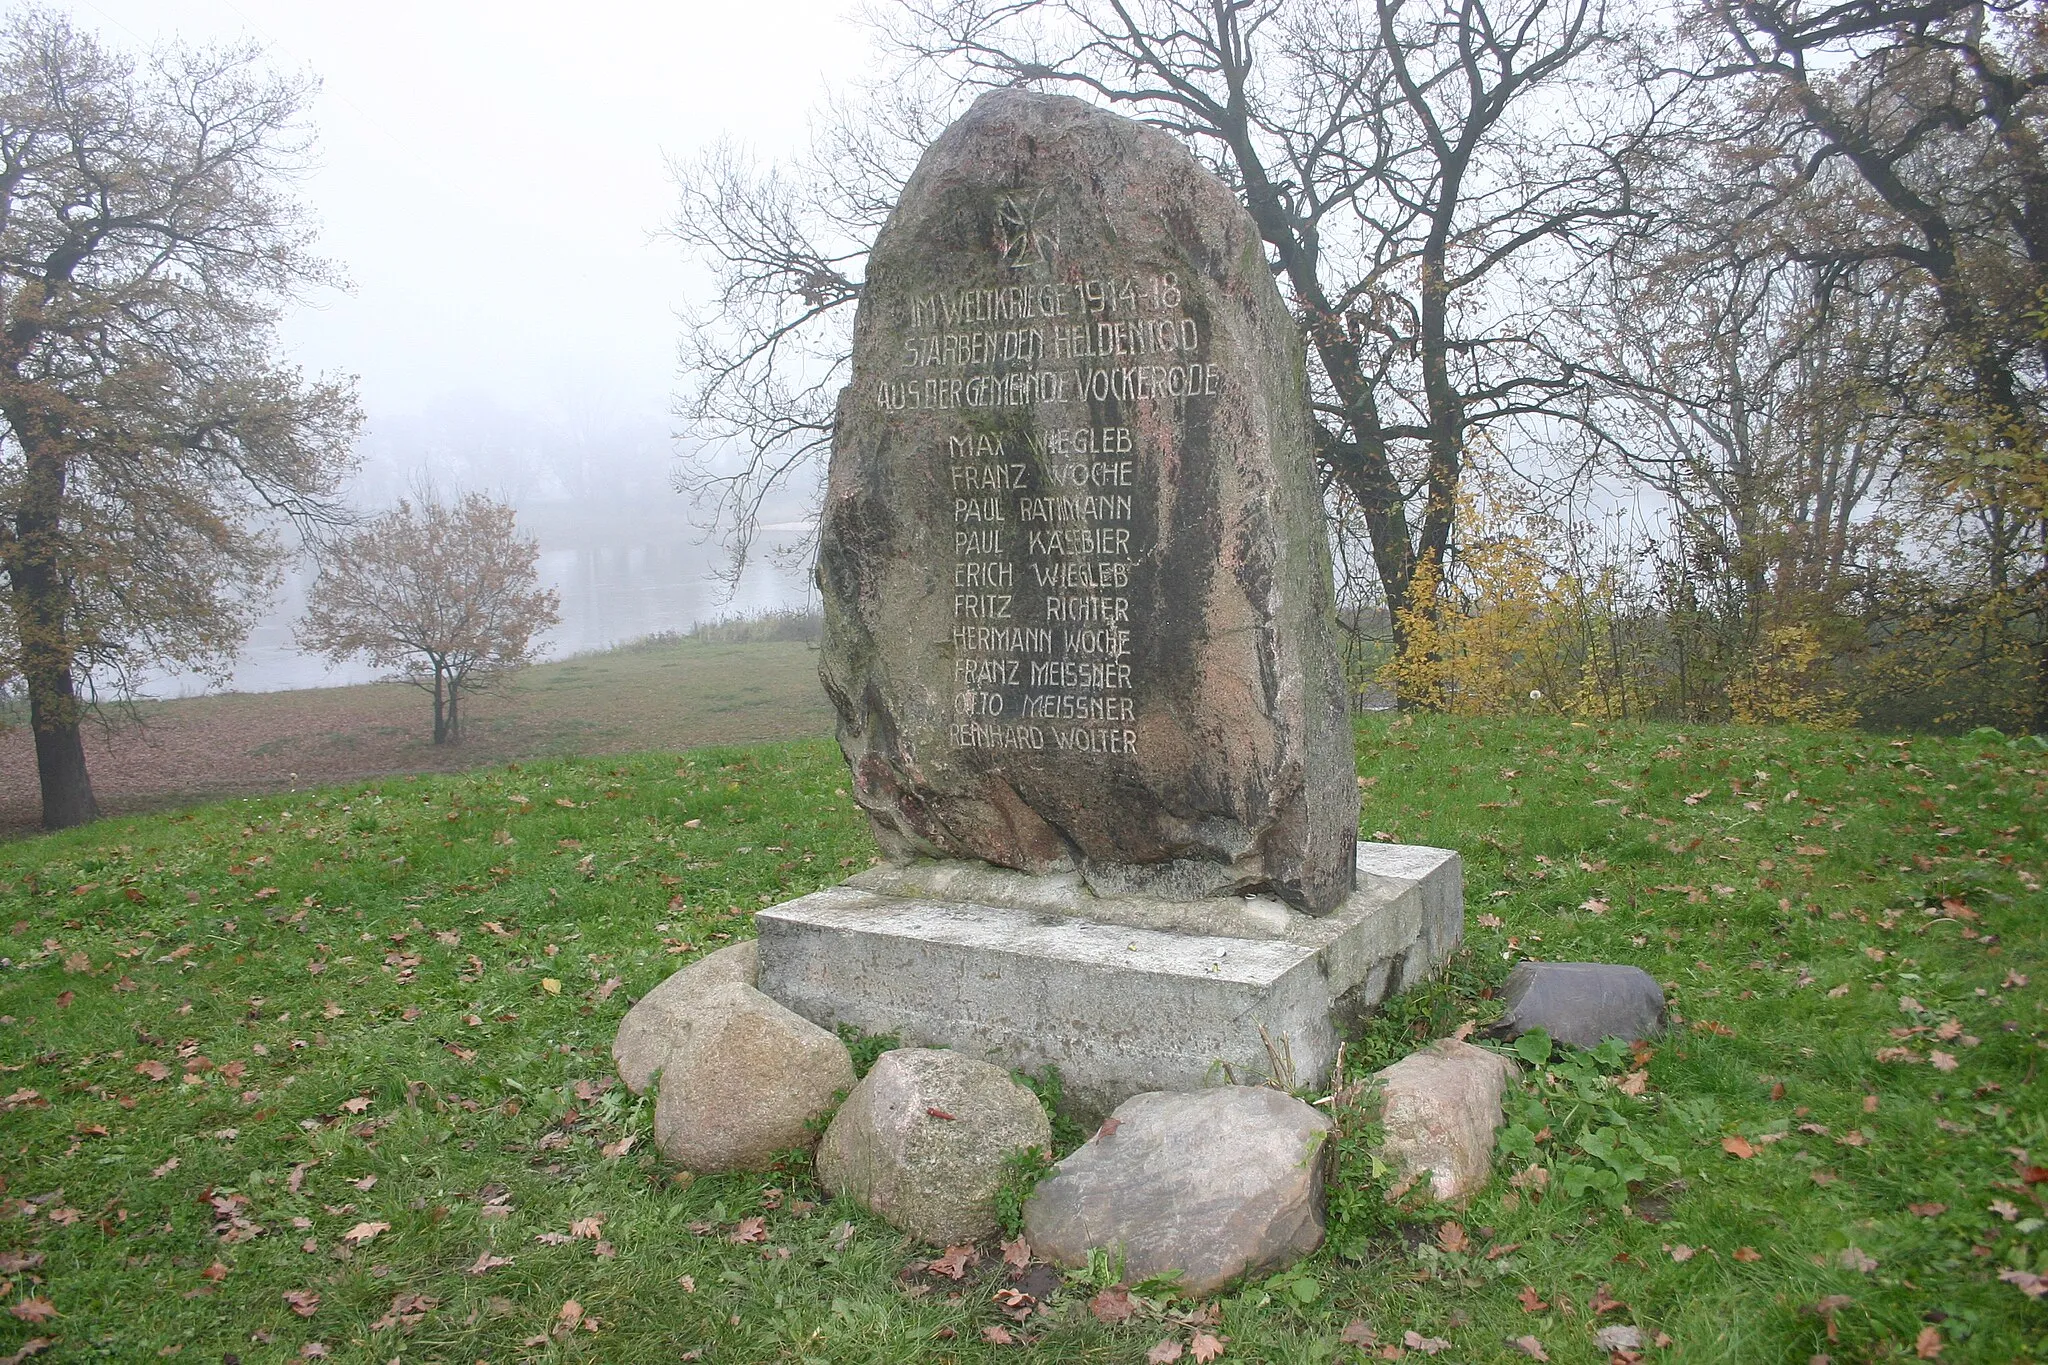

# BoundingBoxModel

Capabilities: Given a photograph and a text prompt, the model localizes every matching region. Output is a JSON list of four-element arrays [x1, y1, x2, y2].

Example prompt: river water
[[143, 507, 817, 698]]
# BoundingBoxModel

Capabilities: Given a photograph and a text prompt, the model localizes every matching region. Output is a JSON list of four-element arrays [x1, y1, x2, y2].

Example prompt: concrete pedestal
[[755, 844, 1461, 1118]]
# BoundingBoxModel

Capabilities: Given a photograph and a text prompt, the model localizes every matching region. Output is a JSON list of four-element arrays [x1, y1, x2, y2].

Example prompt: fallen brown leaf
[[1510, 1334, 1549, 1361], [1517, 1287, 1548, 1312], [1733, 1247, 1761, 1263], [8, 1299, 57, 1325], [283, 1289, 320, 1317], [1189, 1332, 1226, 1362], [1147, 1340, 1183, 1364], [1090, 1287, 1135, 1323], [1721, 1135, 1757, 1159], [340, 1221, 388, 1246], [1340, 1319, 1378, 1347], [1997, 1268, 2047, 1298], [929, 1245, 975, 1280]]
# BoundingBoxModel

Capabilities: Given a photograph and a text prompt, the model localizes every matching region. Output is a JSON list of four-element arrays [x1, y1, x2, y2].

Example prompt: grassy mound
[[0, 718, 2042, 1361]]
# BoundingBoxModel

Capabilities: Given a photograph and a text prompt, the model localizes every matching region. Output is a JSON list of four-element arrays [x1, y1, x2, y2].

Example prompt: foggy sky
[[76, 0, 866, 454]]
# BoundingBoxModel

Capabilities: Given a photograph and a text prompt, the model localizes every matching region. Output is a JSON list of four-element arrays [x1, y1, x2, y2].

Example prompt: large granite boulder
[[650, 982, 854, 1172], [819, 87, 1357, 914], [612, 940, 759, 1094], [1491, 962, 1667, 1049], [1023, 1086, 1331, 1293], [817, 1048, 1051, 1245], [1367, 1038, 1517, 1202]]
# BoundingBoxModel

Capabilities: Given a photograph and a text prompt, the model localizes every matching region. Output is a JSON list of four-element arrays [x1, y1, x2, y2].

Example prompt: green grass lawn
[[0, 717, 2043, 1363]]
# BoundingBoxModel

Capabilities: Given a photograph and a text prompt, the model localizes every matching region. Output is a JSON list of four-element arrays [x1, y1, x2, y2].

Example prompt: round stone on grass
[[649, 981, 853, 1173], [817, 1048, 1051, 1246], [1024, 1085, 1332, 1294], [612, 939, 759, 1095]]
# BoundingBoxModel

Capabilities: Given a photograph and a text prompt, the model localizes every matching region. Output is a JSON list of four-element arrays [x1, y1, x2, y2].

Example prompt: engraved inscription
[[907, 206, 1226, 759]]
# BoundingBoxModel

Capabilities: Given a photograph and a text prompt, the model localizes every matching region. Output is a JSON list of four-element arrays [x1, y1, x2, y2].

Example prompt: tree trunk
[[431, 663, 449, 745], [5, 427, 99, 829], [1211, 114, 1419, 650], [29, 681, 97, 829]]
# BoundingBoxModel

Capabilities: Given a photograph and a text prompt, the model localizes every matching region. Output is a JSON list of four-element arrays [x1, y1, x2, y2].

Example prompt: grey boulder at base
[[1023, 1086, 1331, 1294], [649, 981, 854, 1172], [1490, 961, 1667, 1050], [817, 1048, 1051, 1246]]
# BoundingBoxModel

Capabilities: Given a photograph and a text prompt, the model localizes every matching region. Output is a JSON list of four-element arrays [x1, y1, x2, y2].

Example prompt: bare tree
[[666, 86, 952, 588], [0, 11, 361, 828], [297, 493, 560, 744], [1592, 235, 1916, 714], [668, 0, 1676, 649], [1696, 0, 2048, 724]]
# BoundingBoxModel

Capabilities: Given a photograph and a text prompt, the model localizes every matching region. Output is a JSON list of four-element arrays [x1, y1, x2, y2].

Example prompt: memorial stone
[[751, 90, 1464, 1117], [818, 87, 1358, 913]]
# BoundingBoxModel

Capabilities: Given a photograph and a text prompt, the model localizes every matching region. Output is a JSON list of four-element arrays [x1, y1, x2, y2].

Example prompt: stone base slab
[[755, 844, 1462, 1118]]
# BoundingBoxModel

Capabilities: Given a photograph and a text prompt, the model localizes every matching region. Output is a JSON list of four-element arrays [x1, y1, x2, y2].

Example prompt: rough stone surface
[[820, 86, 1357, 914], [649, 982, 854, 1173], [1367, 1038, 1518, 1202], [612, 940, 759, 1095], [1024, 1086, 1331, 1294], [1491, 961, 1667, 1049], [759, 843, 1461, 1119], [817, 1048, 1051, 1246]]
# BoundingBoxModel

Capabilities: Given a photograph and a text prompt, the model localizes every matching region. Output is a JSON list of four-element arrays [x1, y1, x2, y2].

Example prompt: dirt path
[[0, 641, 836, 838]]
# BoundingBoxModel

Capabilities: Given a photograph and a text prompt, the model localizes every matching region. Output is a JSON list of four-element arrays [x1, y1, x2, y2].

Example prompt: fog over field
[[79, 0, 856, 694]]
